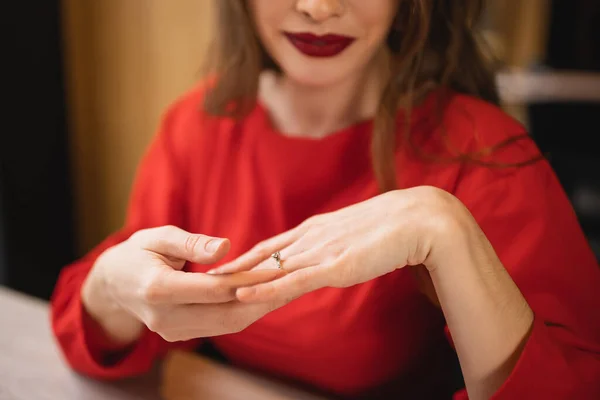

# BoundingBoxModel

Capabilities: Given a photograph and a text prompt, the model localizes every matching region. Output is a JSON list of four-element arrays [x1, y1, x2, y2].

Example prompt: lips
[[284, 32, 355, 58]]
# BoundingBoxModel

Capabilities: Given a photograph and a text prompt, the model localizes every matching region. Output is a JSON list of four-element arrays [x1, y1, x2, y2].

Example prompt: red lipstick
[[284, 32, 355, 58]]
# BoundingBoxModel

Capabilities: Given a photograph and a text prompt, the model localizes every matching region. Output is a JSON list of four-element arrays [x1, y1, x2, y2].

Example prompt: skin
[[210, 188, 533, 400], [83, 1, 534, 399], [254, 0, 395, 138], [82, 226, 289, 344]]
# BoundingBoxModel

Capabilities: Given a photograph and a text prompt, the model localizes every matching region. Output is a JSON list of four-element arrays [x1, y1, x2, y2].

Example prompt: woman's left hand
[[208, 186, 468, 303]]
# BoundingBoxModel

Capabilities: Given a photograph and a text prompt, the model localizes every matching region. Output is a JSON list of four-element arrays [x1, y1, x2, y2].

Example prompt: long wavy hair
[[203, 0, 535, 192]]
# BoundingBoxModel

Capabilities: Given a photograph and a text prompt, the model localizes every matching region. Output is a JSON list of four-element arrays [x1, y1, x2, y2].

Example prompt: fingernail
[[206, 268, 222, 275], [205, 238, 224, 253]]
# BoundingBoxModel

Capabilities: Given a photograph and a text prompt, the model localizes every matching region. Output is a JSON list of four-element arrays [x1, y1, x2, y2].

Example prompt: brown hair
[[203, 0, 537, 192]]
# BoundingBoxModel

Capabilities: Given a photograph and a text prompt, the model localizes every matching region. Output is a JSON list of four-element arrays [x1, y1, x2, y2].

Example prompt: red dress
[[51, 84, 600, 399]]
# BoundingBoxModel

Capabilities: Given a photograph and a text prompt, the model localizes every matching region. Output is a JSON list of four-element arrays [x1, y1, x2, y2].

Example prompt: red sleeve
[[50, 103, 201, 379], [450, 139, 600, 399]]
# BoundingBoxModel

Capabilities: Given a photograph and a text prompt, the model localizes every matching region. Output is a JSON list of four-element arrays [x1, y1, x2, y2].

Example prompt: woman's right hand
[[81, 226, 286, 346]]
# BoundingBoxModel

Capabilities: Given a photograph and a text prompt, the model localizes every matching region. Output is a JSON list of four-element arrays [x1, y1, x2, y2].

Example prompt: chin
[[282, 64, 359, 88]]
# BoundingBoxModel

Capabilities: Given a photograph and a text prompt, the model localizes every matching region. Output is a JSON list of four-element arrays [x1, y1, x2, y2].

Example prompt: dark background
[[1, 1, 598, 300], [529, 0, 600, 258], [1, 1, 76, 300]]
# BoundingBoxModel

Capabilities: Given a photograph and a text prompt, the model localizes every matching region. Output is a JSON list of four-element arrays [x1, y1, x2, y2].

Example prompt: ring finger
[[258, 239, 320, 272], [274, 248, 322, 273]]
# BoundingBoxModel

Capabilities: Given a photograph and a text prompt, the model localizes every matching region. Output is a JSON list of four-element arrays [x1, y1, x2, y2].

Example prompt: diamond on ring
[[271, 251, 283, 269]]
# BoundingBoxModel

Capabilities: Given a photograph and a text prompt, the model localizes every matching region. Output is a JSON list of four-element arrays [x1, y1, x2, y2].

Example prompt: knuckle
[[139, 273, 167, 304], [184, 234, 203, 254], [415, 186, 456, 210], [293, 269, 313, 289], [205, 279, 230, 301], [420, 185, 447, 198], [323, 239, 345, 258], [328, 262, 350, 288], [144, 311, 166, 333], [159, 331, 183, 343], [301, 215, 319, 229], [148, 226, 179, 248], [131, 226, 173, 248], [129, 229, 148, 244], [304, 224, 325, 241], [253, 241, 272, 260], [96, 245, 119, 267], [134, 225, 175, 243], [161, 225, 179, 235]]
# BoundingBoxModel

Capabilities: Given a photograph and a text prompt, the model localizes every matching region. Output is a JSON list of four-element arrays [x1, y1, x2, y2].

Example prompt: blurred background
[[1, 0, 599, 300]]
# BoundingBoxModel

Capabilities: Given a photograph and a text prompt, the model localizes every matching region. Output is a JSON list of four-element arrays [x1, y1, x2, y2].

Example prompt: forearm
[[428, 214, 534, 400], [81, 257, 145, 346]]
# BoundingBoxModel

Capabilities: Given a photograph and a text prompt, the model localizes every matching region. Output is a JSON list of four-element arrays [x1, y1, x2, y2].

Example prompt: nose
[[295, 0, 345, 23]]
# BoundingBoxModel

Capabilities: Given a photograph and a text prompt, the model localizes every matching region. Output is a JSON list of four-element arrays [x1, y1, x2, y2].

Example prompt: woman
[[51, 1, 600, 399]]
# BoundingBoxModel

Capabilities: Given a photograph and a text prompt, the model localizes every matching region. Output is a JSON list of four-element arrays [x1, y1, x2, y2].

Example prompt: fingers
[[222, 244, 311, 273], [134, 226, 230, 266], [147, 299, 294, 341], [142, 268, 286, 304], [236, 267, 328, 303], [207, 228, 300, 274], [175, 300, 290, 332], [273, 248, 320, 273]]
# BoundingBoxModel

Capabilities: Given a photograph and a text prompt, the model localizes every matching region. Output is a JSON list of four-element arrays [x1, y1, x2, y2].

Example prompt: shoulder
[[159, 80, 226, 136], [440, 97, 597, 269], [152, 79, 240, 157], [435, 93, 548, 197], [402, 91, 543, 189], [438, 92, 538, 164], [442, 93, 522, 135], [442, 95, 570, 244], [410, 91, 569, 229]]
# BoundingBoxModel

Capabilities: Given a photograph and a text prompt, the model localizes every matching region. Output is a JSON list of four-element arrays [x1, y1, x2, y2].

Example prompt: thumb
[[134, 225, 230, 265]]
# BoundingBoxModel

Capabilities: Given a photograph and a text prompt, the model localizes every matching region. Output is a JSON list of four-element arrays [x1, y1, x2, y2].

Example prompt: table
[[0, 287, 328, 400], [161, 351, 328, 400], [0, 286, 161, 400]]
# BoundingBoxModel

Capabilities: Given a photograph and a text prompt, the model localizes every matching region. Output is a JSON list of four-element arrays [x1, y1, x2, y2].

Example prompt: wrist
[[420, 192, 475, 272], [81, 254, 116, 319], [81, 254, 144, 346]]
